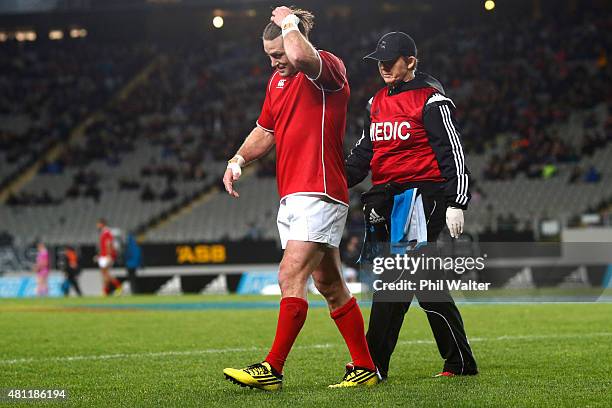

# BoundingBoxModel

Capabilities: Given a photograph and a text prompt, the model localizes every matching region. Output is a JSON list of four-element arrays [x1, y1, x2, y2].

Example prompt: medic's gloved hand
[[446, 207, 464, 239]]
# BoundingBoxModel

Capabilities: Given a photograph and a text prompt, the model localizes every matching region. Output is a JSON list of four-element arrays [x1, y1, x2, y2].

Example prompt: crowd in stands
[[6, 190, 59, 206], [482, 109, 611, 181], [4, 11, 609, 190], [65, 170, 102, 202], [467, 15, 611, 180], [1, 7, 610, 243], [568, 194, 612, 228], [0, 230, 13, 246], [0, 40, 156, 189], [49, 40, 267, 205], [247, 13, 612, 184], [333, 12, 611, 242]]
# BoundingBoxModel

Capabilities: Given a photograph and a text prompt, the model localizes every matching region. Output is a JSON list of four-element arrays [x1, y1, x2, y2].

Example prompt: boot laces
[[245, 363, 268, 376]]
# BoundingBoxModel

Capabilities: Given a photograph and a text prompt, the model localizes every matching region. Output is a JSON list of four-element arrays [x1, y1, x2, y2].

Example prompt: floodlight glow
[[213, 16, 224, 29], [49, 30, 64, 40]]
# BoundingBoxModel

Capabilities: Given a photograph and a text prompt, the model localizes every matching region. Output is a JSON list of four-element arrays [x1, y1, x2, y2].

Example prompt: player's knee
[[313, 278, 331, 296], [278, 263, 305, 294], [314, 277, 342, 300]]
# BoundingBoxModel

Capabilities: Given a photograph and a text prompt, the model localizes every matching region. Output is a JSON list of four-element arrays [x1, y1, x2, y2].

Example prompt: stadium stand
[[0, 34, 276, 244], [1, 7, 610, 245], [146, 13, 612, 241], [145, 175, 278, 242], [0, 41, 155, 190], [146, 102, 612, 243]]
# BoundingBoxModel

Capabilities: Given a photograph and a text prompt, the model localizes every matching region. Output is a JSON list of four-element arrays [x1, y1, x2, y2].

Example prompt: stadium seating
[[0, 146, 216, 244], [0, 40, 262, 244], [1, 11, 610, 245], [145, 102, 611, 241], [145, 176, 279, 242], [466, 103, 612, 232], [0, 41, 155, 189]]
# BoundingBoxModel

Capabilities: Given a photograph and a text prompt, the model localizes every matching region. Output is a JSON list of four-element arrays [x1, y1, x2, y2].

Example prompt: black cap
[[363, 32, 417, 61]]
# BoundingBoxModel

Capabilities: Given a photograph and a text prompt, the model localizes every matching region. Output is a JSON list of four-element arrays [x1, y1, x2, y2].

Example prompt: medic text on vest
[[369, 121, 411, 142]]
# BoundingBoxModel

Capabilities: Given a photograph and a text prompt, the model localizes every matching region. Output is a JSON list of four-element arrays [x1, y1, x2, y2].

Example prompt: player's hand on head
[[271, 6, 293, 27], [222, 167, 240, 198], [446, 207, 464, 239]]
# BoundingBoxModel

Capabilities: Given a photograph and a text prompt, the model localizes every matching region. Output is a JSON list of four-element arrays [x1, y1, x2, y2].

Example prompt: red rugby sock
[[265, 297, 308, 374], [331, 297, 375, 371]]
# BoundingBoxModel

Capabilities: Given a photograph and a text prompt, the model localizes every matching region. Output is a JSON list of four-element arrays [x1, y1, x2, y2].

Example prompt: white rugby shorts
[[277, 194, 348, 249], [98, 256, 113, 269]]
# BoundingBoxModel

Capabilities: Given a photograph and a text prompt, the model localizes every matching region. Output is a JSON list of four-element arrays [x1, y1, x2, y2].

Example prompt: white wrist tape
[[227, 155, 245, 177], [233, 154, 246, 167], [281, 14, 300, 37], [227, 162, 242, 178]]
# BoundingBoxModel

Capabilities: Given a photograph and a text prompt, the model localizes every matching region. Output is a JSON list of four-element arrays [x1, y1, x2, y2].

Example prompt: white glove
[[446, 207, 464, 239]]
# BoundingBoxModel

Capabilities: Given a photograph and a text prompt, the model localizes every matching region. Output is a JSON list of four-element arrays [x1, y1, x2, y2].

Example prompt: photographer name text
[[373, 279, 491, 291]]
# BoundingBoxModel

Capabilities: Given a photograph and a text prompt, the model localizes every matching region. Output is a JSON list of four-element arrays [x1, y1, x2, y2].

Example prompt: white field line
[[1, 332, 610, 366]]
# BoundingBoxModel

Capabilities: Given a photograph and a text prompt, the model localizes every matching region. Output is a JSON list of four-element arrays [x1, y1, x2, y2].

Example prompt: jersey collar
[[387, 71, 445, 96]]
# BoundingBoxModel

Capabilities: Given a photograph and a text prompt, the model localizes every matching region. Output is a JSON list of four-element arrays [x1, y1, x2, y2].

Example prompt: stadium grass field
[[1, 293, 611, 407]]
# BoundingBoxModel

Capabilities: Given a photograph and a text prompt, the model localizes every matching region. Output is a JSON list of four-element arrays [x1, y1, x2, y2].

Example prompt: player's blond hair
[[262, 7, 315, 40]]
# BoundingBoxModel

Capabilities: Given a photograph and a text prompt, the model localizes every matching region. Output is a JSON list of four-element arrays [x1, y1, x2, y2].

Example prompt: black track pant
[[367, 290, 477, 377], [127, 268, 139, 294], [364, 188, 478, 377], [62, 269, 82, 297]]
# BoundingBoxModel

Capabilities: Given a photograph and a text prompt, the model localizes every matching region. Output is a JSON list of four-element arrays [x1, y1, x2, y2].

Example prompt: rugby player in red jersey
[[222, 6, 379, 390], [95, 218, 121, 296]]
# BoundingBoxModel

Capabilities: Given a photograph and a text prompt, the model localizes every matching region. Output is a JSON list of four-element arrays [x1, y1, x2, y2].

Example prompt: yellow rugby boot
[[223, 361, 283, 391]]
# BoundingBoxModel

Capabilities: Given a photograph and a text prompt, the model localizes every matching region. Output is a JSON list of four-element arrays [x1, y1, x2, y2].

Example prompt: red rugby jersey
[[257, 50, 350, 205], [99, 227, 116, 260]]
